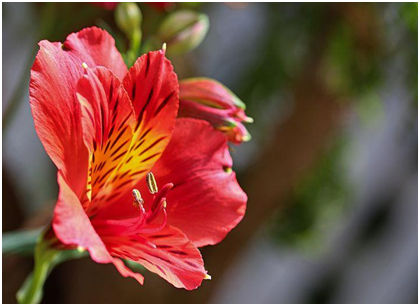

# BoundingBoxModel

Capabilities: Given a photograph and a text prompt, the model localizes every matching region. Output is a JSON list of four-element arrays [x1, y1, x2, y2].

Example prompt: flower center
[[92, 172, 173, 237]]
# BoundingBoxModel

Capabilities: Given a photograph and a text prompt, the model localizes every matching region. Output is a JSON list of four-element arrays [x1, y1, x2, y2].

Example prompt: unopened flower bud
[[115, 2, 142, 39], [178, 78, 253, 145], [157, 10, 209, 56]]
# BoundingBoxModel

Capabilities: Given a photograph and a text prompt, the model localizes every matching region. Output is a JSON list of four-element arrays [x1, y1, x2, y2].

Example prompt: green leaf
[[3, 228, 43, 256]]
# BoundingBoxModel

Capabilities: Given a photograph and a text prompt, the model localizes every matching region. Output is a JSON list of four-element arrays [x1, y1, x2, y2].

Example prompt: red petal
[[53, 171, 145, 284], [77, 67, 135, 152], [112, 258, 145, 285], [30, 27, 126, 197], [121, 50, 179, 179], [76, 67, 138, 213], [64, 27, 127, 79], [103, 225, 207, 290], [53, 171, 113, 263], [30, 42, 88, 196], [152, 119, 247, 247]]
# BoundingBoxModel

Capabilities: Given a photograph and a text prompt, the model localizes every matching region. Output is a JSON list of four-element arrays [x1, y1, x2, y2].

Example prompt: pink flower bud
[[179, 78, 253, 144]]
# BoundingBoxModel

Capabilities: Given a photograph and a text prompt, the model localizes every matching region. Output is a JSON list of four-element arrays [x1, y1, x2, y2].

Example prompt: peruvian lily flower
[[30, 27, 247, 290], [178, 78, 253, 145]]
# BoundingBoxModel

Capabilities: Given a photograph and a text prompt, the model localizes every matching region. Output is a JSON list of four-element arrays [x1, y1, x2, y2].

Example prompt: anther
[[146, 172, 158, 194], [132, 189, 144, 209], [81, 62, 88, 69], [204, 274, 212, 280], [223, 166, 233, 174]]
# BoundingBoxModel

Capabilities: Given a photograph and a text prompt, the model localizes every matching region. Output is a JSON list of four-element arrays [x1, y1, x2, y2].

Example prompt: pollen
[[223, 166, 233, 173], [146, 172, 158, 194], [132, 189, 144, 208]]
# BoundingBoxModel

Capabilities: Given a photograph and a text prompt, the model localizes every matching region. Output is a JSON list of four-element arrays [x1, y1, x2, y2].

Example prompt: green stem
[[16, 238, 58, 304], [16, 232, 88, 304], [125, 28, 143, 67], [132, 28, 142, 54], [17, 259, 53, 304]]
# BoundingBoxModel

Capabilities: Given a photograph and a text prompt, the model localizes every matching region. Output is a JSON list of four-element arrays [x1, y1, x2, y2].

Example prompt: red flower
[[30, 27, 247, 290]]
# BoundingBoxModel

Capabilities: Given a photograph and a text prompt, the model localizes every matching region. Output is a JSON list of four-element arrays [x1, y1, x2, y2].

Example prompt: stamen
[[204, 274, 212, 280], [81, 62, 88, 69], [147, 197, 167, 224], [146, 172, 158, 194], [134, 235, 157, 249], [94, 179, 173, 237], [147, 183, 173, 224], [150, 183, 173, 212], [140, 209, 168, 234], [132, 189, 144, 210]]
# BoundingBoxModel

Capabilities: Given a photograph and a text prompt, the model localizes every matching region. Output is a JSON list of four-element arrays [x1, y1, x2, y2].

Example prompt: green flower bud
[[115, 2, 142, 39], [157, 10, 209, 56]]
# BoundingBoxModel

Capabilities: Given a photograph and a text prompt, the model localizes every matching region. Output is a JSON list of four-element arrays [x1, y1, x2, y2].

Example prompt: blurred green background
[[2, 2, 418, 303]]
